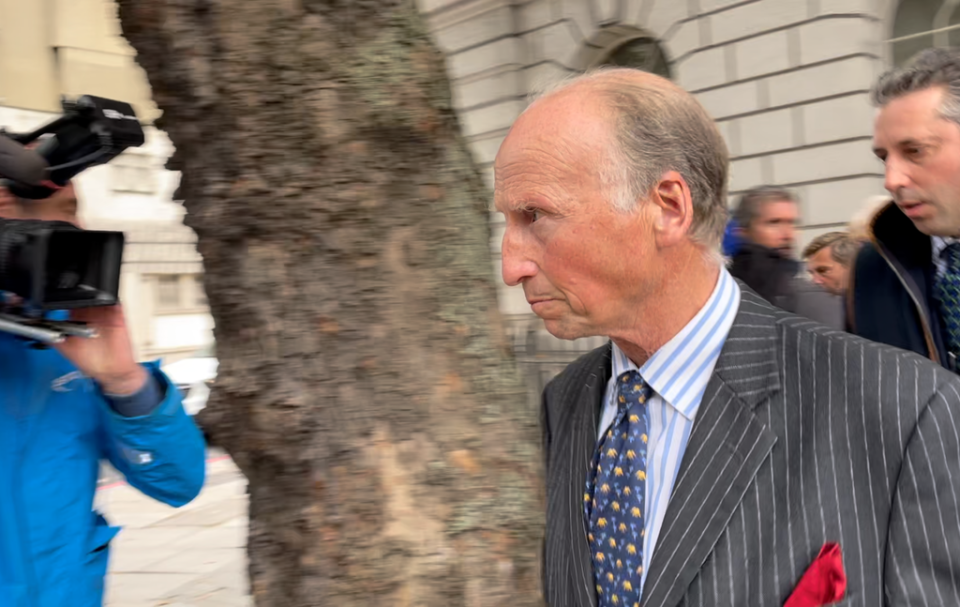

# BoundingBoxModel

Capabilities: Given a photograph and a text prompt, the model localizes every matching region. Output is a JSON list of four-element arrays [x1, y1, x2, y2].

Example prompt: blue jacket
[[0, 333, 206, 607]]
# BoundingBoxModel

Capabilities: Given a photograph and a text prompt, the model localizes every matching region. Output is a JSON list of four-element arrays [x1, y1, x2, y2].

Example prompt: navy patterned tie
[[585, 370, 650, 607], [936, 243, 960, 354]]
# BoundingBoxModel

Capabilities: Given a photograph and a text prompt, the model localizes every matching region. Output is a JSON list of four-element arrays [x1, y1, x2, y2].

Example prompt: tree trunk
[[114, 1, 543, 605]]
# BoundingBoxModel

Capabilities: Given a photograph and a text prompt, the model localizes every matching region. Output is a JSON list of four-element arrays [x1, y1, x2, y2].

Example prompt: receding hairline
[[527, 68, 689, 115], [506, 67, 730, 251], [496, 84, 620, 169]]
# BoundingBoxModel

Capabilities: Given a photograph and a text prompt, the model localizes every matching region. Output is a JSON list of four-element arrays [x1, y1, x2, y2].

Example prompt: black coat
[[729, 242, 844, 330], [849, 202, 950, 367], [729, 242, 798, 310]]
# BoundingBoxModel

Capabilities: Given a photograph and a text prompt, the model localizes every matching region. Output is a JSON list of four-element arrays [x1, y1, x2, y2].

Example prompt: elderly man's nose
[[500, 229, 537, 286]]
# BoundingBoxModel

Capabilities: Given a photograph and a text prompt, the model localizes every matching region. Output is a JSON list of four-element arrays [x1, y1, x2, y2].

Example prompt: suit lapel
[[556, 344, 610, 607], [641, 289, 781, 607]]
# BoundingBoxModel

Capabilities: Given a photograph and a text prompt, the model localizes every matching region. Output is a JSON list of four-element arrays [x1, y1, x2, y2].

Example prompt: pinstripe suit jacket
[[542, 288, 960, 607]]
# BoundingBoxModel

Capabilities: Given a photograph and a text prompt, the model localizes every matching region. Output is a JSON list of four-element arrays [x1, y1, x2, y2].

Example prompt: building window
[[890, 0, 960, 66], [155, 274, 208, 311], [602, 37, 671, 77], [112, 152, 156, 194], [157, 275, 181, 309], [573, 25, 672, 79], [193, 275, 208, 307]]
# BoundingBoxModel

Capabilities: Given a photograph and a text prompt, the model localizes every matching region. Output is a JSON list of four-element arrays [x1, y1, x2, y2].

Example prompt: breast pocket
[[798, 597, 856, 607]]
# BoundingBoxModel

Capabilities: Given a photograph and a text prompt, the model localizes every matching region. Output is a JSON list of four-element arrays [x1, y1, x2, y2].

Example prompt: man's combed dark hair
[[873, 47, 960, 125]]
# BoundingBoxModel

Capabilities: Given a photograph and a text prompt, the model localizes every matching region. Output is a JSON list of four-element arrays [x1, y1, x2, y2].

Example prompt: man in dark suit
[[494, 67, 960, 606], [851, 47, 960, 370]]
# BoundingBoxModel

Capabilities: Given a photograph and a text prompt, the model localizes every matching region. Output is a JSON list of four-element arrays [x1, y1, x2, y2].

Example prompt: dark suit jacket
[[542, 287, 960, 606]]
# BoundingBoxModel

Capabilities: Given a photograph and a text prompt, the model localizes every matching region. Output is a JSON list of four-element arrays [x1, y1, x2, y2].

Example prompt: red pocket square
[[784, 543, 847, 607]]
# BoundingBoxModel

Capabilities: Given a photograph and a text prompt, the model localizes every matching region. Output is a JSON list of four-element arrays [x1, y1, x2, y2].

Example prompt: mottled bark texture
[[114, 1, 543, 604]]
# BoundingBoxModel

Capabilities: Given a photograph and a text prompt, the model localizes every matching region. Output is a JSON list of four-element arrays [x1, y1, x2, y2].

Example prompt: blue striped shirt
[[598, 268, 741, 595]]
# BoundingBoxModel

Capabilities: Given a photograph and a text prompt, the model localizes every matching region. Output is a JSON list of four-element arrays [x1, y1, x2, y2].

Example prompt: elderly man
[[495, 68, 960, 607]]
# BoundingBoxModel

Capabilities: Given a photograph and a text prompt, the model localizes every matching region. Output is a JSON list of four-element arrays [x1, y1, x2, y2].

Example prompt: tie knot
[[943, 242, 960, 269], [940, 242, 960, 267], [615, 370, 650, 411]]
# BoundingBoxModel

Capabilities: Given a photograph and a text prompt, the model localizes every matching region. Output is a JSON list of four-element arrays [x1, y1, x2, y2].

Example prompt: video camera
[[0, 96, 145, 344]]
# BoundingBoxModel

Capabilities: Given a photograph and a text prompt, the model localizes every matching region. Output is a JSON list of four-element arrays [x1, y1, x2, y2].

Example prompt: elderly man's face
[[494, 91, 656, 340]]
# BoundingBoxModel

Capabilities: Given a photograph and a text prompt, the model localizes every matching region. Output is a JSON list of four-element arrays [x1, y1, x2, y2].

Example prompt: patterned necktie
[[585, 370, 650, 607], [936, 243, 960, 354]]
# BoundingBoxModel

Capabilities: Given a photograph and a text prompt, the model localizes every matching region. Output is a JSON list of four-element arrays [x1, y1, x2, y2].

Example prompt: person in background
[[0, 182, 206, 607], [802, 231, 859, 297], [729, 186, 844, 329], [852, 47, 960, 370], [721, 217, 741, 259]]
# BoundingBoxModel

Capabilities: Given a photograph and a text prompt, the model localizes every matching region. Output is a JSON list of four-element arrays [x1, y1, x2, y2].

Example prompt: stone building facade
[[0, 0, 950, 368], [422, 0, 928, 330]]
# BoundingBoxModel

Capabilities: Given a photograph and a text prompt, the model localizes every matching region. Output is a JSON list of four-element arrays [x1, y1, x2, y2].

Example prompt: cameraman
[[0, 183, 206, 607]]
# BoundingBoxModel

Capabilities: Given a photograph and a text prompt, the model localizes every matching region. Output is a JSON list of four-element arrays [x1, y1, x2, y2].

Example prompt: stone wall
[[422, 0, 893, 324]]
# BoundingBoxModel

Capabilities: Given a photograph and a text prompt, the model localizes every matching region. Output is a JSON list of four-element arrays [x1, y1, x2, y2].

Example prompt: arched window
[[602, 36, 671, 77], [573, 25, 672, 79], [890, 0, 960, 66]]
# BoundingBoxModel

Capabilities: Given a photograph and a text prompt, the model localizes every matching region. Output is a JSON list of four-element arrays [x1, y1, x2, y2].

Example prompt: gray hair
[[873, 47, 960, 124], [802, 231, 860, 267], [733, 185, 798, 230], [530, 67, 730, 250]]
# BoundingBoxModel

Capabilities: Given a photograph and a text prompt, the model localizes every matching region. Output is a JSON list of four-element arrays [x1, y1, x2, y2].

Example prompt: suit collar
[[586, 345, 613, 429], [710, 285, 782, 409], [641, 286, 780, 607], [624, 268, 741, 420], [554, 286, 782, 607], [554, 345, 609, 607]]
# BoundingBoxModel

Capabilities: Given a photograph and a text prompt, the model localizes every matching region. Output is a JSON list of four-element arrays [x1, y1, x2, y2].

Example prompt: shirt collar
[[610, 268, 741, 420], [933, 236, 959, 260]]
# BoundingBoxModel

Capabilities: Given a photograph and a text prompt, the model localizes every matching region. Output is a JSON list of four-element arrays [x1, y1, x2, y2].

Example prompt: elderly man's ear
[[650, 172, 695, 247]]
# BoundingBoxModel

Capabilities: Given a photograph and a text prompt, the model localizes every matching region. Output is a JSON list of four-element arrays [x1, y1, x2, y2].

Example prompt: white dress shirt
[[597, 268, 741, 596]]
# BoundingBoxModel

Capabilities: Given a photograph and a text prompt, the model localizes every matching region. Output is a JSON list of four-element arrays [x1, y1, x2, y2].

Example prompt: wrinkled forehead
[[494, 132, 606, 212], [495, 92, 614, 200]]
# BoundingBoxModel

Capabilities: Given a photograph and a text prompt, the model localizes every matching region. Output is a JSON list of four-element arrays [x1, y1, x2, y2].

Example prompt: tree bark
[[114, 1, 543, 605]]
